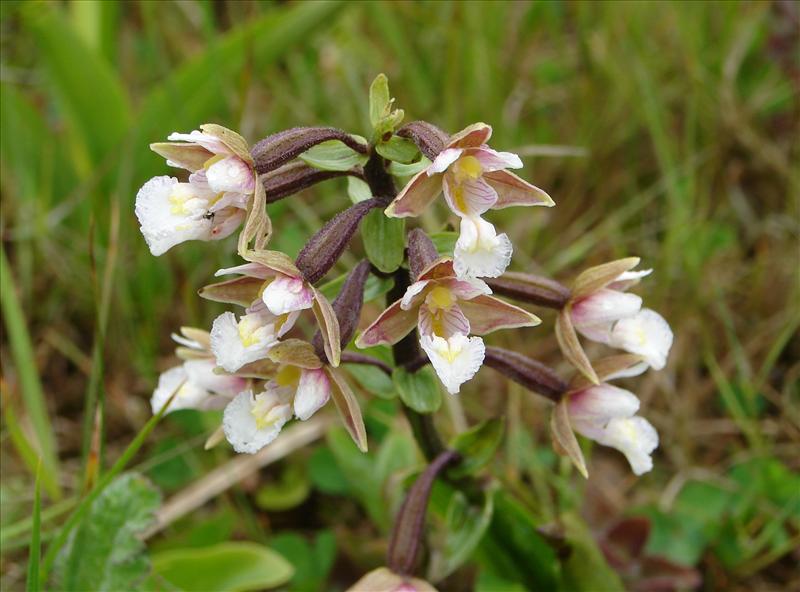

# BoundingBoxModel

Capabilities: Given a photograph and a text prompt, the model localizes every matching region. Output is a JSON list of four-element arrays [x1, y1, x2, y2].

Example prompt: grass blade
[[26, 462, 42, 592], [0, 246, 61, 499]]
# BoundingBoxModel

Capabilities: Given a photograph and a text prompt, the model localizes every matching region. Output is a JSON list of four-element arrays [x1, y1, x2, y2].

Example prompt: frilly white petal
[[453, 216, 513, 278], [151, 365, 208, 415], [420, 333, 485, 394], [210, 311, 278, 372], [205, 156, 255, 194], [293, 368, 331, 421], [595, 416, 659, 476], [223, 390, 292, 454], [262, 274, 314, 316], [135, 177, 209, 256], [608, 309, 673, 370]]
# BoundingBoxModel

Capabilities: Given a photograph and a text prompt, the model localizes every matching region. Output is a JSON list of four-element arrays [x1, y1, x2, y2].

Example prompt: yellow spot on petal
[[428, 286, 455, 310], [276, 365, 301, 387]]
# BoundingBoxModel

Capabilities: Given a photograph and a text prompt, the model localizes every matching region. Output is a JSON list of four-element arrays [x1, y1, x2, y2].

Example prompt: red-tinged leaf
[[326, 368, 367, 452], [198, 276, 264, 306], [312, 288, 341, 367], [448, 122, 492, 149], [551, 398, 588, 478], [555, 308, 599, 384], [459, 295, 540, 335], [356, 299, 418, 348], [267, 339, 323, 369], [484, 169, 554, 209], [572, 257, 640, 301], [201, 123, 253, 164]]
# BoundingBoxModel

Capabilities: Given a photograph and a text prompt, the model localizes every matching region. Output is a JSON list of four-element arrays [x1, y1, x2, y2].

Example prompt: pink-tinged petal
[[419, 333, 485, 395], [483, 169, 555, 209], [571, 289, 642, 327], [574, 320, 614, 345], [262, 274, 314, 315], [167, 130, 229, 154], [428, 148, 464, 174], [293, 368, 331, 421], [607, 309, 673, 370], [443, 175, 498, 217], [568, 383, 640, 423], [417, 258, 456, 282], [209, 209, 246, 241], [447, 122, 492, 149], [472, 147, 523, 171], [439, 277, 492, 301], [385, 170, 443, 218], [215, 262, 274, 279], [458, 295, 541, 335], [205, 156, 255, 194], [418, 303, 470, 338], [400, 280, 432, 310], [356, 300, 418, 347]]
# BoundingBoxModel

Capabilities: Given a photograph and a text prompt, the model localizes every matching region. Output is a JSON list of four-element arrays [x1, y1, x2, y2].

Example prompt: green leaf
[[152, 542, 293, 592], [393, 367, 442, 414], [361, 210, 406, 273], [25, 464, 41, 592], [255, 463, 310, 512], [308, 446, 350, 496], [375, 135, 420, 164], [389, 157, 432, 178], [347, 176, 373, 203], [318, 269, 392, 302], [429, 232, 458, 257], [428, 487, 496, 582], [449, 418, 505, 478], [560, 513, 625, 592], [299, 139, 369, 172], [53, 473, 160, 592], [345, 364, 396, 399], [270, 531, 336, 592], [369, 73, 391, 128], [21, 2, 130, 165]]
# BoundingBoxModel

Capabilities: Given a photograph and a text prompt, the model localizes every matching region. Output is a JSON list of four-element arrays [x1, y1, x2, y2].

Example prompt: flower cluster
[[136, 78, 672, 481]]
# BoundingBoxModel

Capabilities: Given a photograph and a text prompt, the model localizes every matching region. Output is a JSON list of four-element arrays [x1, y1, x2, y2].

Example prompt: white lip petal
[[453, 216, 513, 279], [419, 333, 485, 394], [262, 274, 314, 315], [608, 309, 673, 370], [151, 365, 207, 415], [222, 390, 292, 454], [210, 311, 278, 372], [205, 156, 255, 194], [293, 368, 331, 421], [595, 416, 659, 476], [183, 358, 245, 397]]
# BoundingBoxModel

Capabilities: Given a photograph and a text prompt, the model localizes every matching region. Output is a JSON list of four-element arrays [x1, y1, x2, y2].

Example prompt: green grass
[[1, 1, 798, 590]]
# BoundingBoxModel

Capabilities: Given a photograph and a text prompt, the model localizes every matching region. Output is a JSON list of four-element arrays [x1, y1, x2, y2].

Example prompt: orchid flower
[[200, 249, 342, 367], [385, 123, 554, 278], [136, 125, 256, 255], [357, 258, 540, 394], [222, 339, 366, 454], [150, 328, 246, 415], [566, 382, 659, 476], [567, 258, 673, 371]]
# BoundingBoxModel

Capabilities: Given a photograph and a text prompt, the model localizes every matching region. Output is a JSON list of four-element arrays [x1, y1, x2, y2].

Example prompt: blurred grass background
[[1, 1, 798, 590]]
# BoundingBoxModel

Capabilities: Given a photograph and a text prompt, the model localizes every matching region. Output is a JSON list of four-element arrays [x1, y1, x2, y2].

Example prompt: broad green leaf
[[560, 513, 625, 592], [429, 232, 458, 257], [21, 2, 130, 166], [389, 157, 431, 178], [344, 364, 396, 399], [449, 418, 505, 478], [308, 446, 350, 496], [376, 135, 420, 164], [369, 73, 391, 128], [375, 431, 418, 493], [393, 367, 442, 414], [270, 531, 336, 592], [347, 176, 373, 203], [54, 473, 160, 592], [255, 463, 310, 512], [428, 487, 496, 582], [152, 542, 293, 592], [361, 210, 405, 273], [299, 139, 369, 172]]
